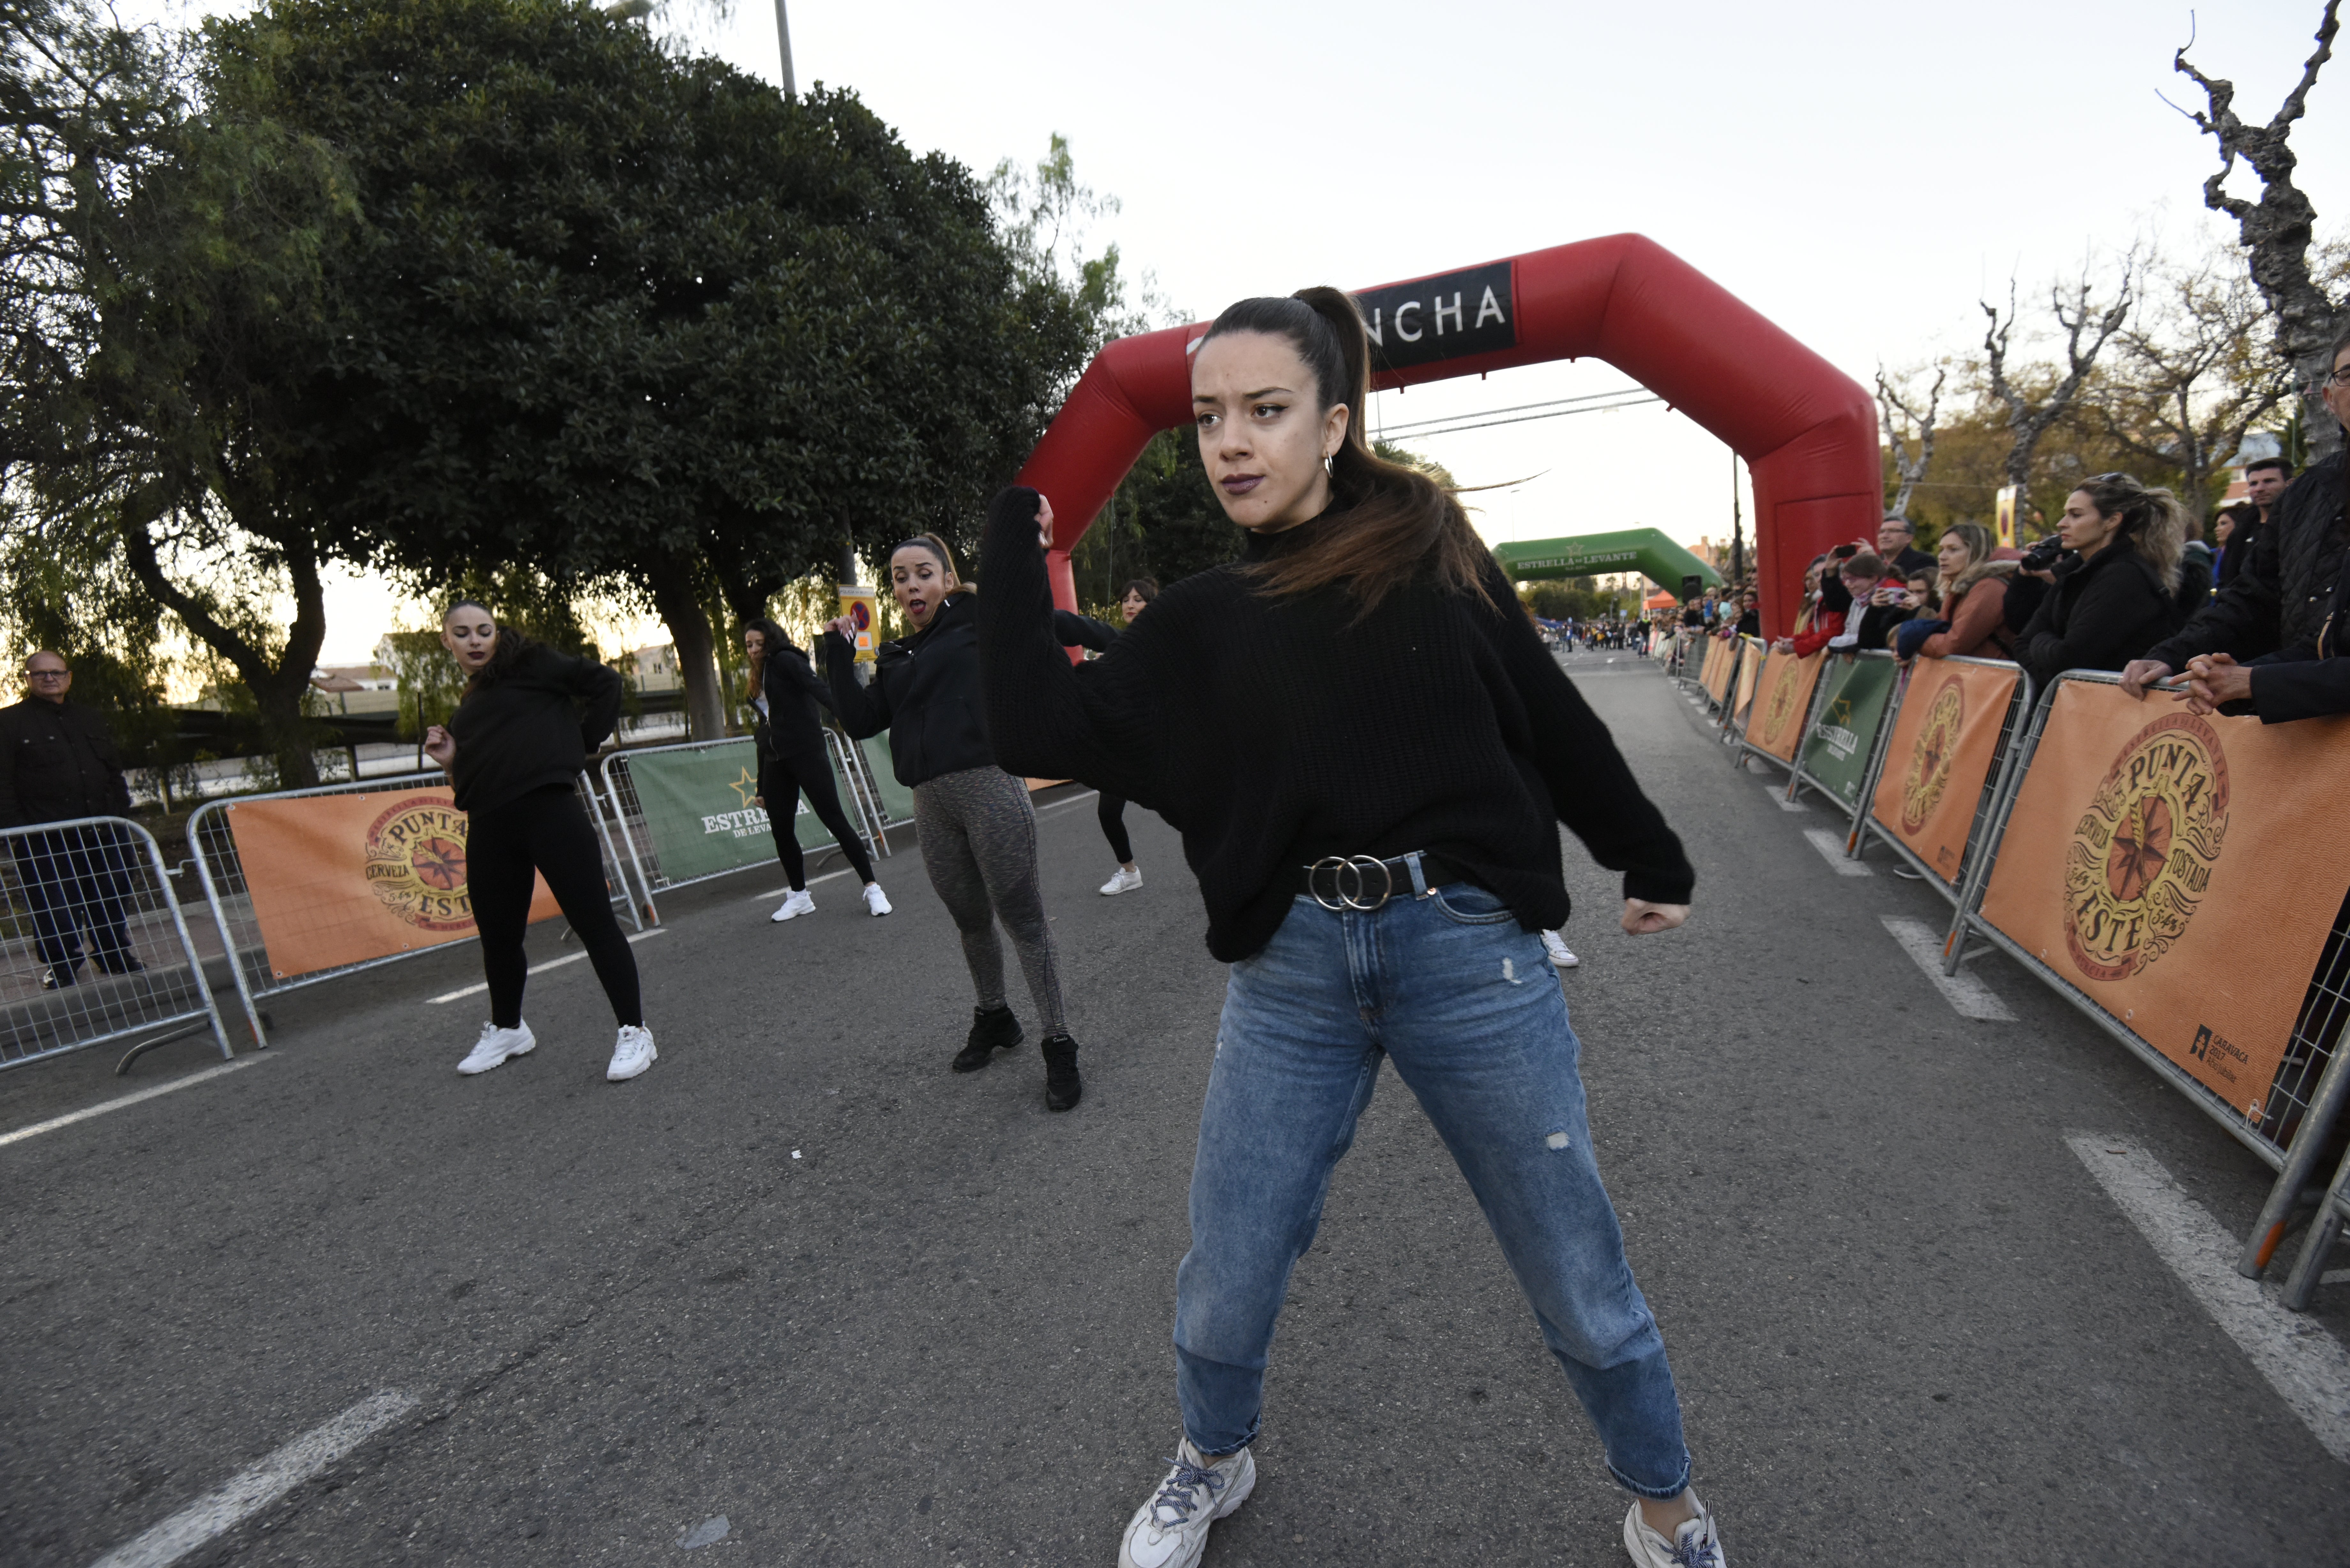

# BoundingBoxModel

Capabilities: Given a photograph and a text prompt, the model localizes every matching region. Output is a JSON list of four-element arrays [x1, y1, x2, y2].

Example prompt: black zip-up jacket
[[823, 594, 993, 787], [445, 645, 622, 813], [2149, 450, 2347, 671], [756, 642, 834, 761], [976, 487, 1693, 962], [2016, 539, 2176, 694], [0, 697, 132, 828]]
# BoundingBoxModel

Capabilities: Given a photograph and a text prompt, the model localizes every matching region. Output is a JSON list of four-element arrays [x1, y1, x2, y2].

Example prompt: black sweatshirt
[[0, 697, 132, 828], [977, 488, 1693, 961], [822, 593, 994, 786], [446, 645, 623, 813], [757, 642, 834, 760]]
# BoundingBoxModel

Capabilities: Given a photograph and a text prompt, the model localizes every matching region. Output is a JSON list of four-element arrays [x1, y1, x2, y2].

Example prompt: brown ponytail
[[1203, 288, 1492, 616]]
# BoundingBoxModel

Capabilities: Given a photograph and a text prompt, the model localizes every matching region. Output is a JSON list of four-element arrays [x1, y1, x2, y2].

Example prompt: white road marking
[[2066, 1135, 2350, 1463], [1762, 783, 1806, 811], [1803, 828, 1871, 876], [1879, 916, 2016, 1021], [87, 1390, 419, 1568], [0, 1057, 267, 1150], [426, 927, 668, 1005]]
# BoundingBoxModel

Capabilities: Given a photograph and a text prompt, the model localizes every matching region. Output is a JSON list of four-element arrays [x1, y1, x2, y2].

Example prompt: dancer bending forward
[[977, 291, 1725, 1568]]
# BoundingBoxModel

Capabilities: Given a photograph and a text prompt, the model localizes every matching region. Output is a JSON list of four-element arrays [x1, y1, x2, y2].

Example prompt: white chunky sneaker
[[1541, 930, 1580, 969], [606, 1024, 657, 1082], [458, 1020, 535, 1075], [770, 889, 816, 922], [862, 883, 893, 916], [1099, 865, 1144, 896], [1117, 1438, 1254, 1568], [1622, 1495, 1726, 1568]]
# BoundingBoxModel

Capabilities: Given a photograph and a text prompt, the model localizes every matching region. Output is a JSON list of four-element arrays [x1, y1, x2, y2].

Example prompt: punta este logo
[[2064, 713, 2231, 983], [1899, 675, 1966, 835], [363, 795, 475, 931], [1762, 657, 1805, 743]]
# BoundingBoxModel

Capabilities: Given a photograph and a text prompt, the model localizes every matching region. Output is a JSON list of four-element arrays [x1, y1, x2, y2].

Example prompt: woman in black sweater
[[421, 601, 654, 1082], [2015, 472, 2186, 695], [822, 535, 1080, 1111], [741, 619, 890, 923], [1054, 576, 1158, 895], [978, 292, 1723, 1568]]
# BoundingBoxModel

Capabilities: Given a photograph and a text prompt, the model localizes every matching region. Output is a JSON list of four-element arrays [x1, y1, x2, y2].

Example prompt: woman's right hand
[[423, 725, 456, 768], [824, 615, 856, 641], [1035, 493, 1056, 551]]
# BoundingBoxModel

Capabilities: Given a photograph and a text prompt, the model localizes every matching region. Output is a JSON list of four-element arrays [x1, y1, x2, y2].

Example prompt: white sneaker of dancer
[[606, 1024, 657, 1082], [1100, 865, 1144, 897], [1541, 930, 1580, 969], [863, 883, 893, 916], [1116, 1438, 1254, 1568], [770, 889, 815, 922], [458, 1020, 535, 1075], [1621, 1495, 1727, 1568]]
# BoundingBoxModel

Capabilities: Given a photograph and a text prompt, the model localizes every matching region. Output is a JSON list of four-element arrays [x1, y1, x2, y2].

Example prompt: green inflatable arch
[[1490, 529, 1723, 599]]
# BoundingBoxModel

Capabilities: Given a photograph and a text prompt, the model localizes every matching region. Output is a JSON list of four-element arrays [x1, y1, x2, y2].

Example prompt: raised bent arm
[[820, 632, 889, 739]]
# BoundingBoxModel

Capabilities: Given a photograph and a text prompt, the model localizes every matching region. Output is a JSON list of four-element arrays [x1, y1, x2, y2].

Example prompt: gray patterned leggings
[[912, 765, 1067, 1036]]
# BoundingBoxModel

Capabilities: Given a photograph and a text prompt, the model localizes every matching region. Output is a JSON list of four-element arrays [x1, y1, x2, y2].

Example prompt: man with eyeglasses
[[2123, 334, 2350, 707], [1876, 516, 1935, 580], [1, 651, 141, 988]]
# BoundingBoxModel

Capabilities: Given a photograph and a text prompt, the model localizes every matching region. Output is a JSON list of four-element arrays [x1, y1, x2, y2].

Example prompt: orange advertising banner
[[1978, 682, 2350, 1123], [229, 788, 561, 979], [1707, 637, 1738, 702], [1869, 659, 2022, 885], [1731, 638, 1763, 720], [1747, 650, 1824, 761]]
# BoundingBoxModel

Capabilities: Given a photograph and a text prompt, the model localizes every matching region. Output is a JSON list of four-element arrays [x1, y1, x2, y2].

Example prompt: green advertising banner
[[858, 735, 917, 827], [624, 739, 852, 886], [1797, 655, 1900, 810]]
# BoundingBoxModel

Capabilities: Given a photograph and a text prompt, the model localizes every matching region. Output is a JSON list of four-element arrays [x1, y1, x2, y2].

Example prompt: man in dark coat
[[1876, 516, 1936, 580], [0, 651, 141, 988]]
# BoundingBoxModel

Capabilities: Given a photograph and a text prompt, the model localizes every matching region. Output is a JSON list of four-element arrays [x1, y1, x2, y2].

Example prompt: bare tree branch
[[1982, 258, 2135, 518], [1876, 364, 1944, 522]]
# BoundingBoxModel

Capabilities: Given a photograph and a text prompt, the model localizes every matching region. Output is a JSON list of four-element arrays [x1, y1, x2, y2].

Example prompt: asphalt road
[[4, 649, 2346, 1567]]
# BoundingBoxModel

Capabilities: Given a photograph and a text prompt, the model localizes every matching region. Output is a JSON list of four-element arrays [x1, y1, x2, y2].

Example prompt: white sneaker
[[606, 1024, 657, 1082], [1117, 1439, 1254, 1568], [458, 1020, 535, 1075], [1622, 1495, 1726, 1568], [1100, 866, 1144, 896], [862, 883, 892, 916], [1541, 930, 1580, 969], [770, 889, 816, 922]]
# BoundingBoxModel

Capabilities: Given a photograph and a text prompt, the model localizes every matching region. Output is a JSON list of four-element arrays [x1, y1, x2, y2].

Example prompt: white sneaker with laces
[[1621, 1495, 1726, 1568], [862, 883, 893, 916], [458, 1020, 535, 1075], [1100, 865, 1144, 897], [770, 889, 816, 922], [1117, 1439, 1254, 1568], [1541, 930, 1580, 969], [606, 1024, 657, 1082]]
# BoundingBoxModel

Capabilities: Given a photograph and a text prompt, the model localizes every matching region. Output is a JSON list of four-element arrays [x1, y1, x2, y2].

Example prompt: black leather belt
[[1286, 851, 1471, 912]]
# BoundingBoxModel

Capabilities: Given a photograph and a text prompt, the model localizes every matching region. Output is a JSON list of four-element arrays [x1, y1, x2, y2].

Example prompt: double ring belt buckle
[[1309, 854, 1394, 912]]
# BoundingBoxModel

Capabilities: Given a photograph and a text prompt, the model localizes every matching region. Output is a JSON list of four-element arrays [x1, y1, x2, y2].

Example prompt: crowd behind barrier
[[1672, 634, 2350, 1308]]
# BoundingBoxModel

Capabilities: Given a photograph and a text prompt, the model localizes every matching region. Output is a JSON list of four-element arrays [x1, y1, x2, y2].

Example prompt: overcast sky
[[131, 0, 2350, 660]]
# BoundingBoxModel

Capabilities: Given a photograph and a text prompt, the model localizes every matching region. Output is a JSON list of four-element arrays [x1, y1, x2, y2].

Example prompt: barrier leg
[[137, 829, 236, 1063], [186, 847, 269, 1050], [2238, 1030, 2350, 1278], [2281, 1145, 2350, 1310]]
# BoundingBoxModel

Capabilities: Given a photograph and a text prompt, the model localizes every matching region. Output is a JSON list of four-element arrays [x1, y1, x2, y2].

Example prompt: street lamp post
[[775, 0, 795, 96]]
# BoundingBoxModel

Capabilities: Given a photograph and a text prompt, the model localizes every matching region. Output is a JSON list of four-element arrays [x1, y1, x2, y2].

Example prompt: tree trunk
[[643, 549, 726, 743]]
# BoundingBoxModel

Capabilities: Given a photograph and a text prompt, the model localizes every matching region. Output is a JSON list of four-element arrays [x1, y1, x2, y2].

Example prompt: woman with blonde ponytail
[[2016, 471, 2189, 692], [978, 289, 1726, 1568]]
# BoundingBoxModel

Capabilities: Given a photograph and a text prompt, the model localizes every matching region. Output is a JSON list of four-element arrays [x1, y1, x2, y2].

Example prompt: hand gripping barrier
[[1, 816, 236, 1072], [596, 730, 886, 922], [186, 772, 637, 1044], [1934, 670, 2350, 1288], [1845, 655, 2035, 903]]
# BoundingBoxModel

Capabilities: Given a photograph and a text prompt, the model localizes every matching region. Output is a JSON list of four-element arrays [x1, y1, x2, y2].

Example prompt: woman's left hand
[[1621, 899, 1689, 935], [1035, 493, 1055, 552]]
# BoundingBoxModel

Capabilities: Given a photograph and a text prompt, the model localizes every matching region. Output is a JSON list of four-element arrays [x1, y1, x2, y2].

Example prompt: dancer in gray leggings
[[823, 532, 1082, 1111], [914, 765, 1067, 1036]]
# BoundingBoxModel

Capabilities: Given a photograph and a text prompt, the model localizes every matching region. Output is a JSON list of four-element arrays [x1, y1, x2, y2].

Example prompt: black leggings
[[469, 785, 641, 1030], [762, 750, 875, 889], [1098, 791, 1133, 865]]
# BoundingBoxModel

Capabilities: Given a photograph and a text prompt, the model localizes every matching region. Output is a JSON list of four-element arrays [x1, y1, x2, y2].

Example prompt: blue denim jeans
[[1173, 885, 1692, 1499]]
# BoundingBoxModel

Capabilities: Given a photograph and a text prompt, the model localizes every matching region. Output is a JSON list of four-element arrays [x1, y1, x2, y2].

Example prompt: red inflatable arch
[[1012, 233, 1880, 640]]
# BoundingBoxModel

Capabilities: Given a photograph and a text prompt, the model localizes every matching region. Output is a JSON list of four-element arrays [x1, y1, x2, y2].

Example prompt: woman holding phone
[[978, 290, 1725, 1568], [423, 600, 656, 1083]]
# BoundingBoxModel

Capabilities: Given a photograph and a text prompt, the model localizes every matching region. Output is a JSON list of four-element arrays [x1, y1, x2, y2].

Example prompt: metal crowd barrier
[[1845, 656, 2036, 902], [1933, 669, 2350, 1288], [1, 816, 236, 1072], [1773, 649, 1900, 821], [186, 771, 638, 1045], [1729, 650, 1834, 785]]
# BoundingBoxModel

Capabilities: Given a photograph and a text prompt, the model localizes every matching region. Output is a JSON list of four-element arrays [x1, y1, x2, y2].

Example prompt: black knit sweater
[[446, 645, 622, 813], [976, 488, 1693, 961]]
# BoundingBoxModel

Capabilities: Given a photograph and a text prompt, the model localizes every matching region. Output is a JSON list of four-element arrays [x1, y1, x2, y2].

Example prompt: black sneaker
[[953, 1005, 1022, 1073], [1041, 1034, 1082, 1112], [94, 954, 145, 976]]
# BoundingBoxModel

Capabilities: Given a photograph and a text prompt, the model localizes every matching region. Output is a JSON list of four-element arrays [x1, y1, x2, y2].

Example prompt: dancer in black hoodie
[[1055, 577, 1157, 896], [741, 619, 890, 923], [823, 535, 1080, 1110], [423, 600, 654, 1083]]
